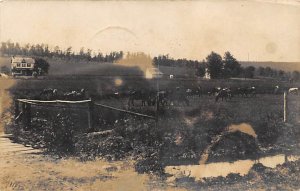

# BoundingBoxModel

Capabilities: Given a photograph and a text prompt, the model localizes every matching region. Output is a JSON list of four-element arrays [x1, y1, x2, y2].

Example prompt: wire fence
[[15, 98, 156, 131]]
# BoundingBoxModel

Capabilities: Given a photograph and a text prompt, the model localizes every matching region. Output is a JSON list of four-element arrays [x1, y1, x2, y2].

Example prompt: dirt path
[[0, 132, 151, 191]]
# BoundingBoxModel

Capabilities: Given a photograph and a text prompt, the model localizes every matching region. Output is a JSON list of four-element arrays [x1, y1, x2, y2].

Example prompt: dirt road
[[0, 135, 149, 191]]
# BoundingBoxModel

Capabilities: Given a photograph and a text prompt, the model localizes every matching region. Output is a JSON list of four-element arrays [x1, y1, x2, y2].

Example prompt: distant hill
[[240, 61, 300, 72], [0, 56, 195, 77]]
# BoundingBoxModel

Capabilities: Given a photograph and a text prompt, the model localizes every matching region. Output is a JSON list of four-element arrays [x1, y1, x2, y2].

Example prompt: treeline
[[0, 41, 123, 62], [153, 55, 201, 68], [154, 51, 299, 81], [2, 41, 299, 81], [153, 52, 254, 79]]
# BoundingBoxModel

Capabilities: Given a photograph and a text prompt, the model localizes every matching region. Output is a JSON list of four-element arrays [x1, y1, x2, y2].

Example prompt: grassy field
[[3, 62, 300, 189]]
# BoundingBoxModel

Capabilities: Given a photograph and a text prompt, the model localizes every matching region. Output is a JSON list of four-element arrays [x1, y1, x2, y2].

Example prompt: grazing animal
[[169, 87, 189, 106], [63, 89, 86, 101], [40, 88, 58, 100], [128, 90, 150, 106], [274, 85, 280, 95], [196, 86, 202, 97], [215, 88, 232, 102], [235, 87, 256, 97], [247, 86, 256, 97], [289, 88, 299, 95], [208, 87, 221, 96], [186, 89, 193, 97], [186, 86, 202, 98]]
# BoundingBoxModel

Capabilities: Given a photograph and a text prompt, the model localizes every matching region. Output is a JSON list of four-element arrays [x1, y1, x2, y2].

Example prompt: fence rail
[[17, 99, 92, 104], [94, 102, 156, 119]]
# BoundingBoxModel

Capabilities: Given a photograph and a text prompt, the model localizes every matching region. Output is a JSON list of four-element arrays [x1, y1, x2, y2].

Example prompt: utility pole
[[155, 61, 160, 128]]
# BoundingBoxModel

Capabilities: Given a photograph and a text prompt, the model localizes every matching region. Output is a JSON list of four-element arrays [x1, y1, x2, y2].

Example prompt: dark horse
[[169, 87, 190, 106], [128, 90, 150, 106], [208, 87, 222, 96], [235, 87, 256, 97], [215, 88, 232, 102], [39, 88, 58, 100]]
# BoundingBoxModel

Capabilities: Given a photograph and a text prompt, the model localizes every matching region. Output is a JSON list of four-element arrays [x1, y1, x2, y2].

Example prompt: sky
[[0, 0, 300, 62]]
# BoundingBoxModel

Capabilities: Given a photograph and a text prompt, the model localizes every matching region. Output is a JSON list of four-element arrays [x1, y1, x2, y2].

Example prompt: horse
[[208, 87, 221, 96], [158, 90, 171, 106], [235, 87, 256, 97], [128, 90, 150, 107], [63, 89, 86, 101], [169, 87, 189, 106], [274, 85, 280, 95], [215, 88, 232, 102], [288, 87, 299, 95], [186, 89, 193, 97], [39, 88, 58, 100], [186, 86, 202, 98], [246, 86, 256, 97], [195, 86, 202, 97]]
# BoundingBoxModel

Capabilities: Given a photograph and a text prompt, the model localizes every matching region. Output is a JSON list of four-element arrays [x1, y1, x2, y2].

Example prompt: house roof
[[11, 57, 35, 64]]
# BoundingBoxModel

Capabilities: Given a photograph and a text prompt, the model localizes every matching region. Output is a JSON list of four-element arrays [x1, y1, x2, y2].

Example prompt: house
[[11, 56, 35, 76]]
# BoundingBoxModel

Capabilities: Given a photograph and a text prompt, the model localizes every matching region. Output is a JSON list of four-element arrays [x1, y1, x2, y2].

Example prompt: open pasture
[[5, 71, 300, 191], [5, 73, 300, 168]]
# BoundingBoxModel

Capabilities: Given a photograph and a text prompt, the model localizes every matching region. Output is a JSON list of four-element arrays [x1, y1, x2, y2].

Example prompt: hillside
[[240, 61, 300, 72], [0, 56, 195, 77], [1, 56, 298, 77]]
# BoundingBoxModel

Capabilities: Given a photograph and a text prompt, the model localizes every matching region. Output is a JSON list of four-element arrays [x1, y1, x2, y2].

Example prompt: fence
[[15, 98, 156, 131]]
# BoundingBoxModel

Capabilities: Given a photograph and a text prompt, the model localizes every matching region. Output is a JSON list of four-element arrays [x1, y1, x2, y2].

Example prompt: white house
[[11, 56, 35, 76]]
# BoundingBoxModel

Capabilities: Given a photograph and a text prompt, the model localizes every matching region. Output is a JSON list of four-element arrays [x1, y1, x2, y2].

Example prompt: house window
[[22, 63, 26, 67], [17, 63, 21, 67], [27, 63, 31, 67]]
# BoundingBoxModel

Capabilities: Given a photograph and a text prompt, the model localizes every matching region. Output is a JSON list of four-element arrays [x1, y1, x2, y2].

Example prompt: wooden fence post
[[25, 103, 31, 129], [284, 91, 287, 123], [21, 102, 26, 125], [14, 100, 20, 119], [155, 92, 159, 127], [21, 103, 31, 129], [88, 98, 94, 131]]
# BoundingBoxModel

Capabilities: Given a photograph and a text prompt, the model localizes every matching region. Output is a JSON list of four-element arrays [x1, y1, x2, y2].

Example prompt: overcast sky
[[1, 0, 300, 62]]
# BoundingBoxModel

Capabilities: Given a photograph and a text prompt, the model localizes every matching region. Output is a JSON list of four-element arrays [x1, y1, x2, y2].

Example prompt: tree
[[264, 67, 272, 77], [258, 67, 265, 76], [223, 51, 241, 78], [278, 70, 285, 79], [195, 60, 206, 77], [243, 66, 256, 78], [65, 46, 72, 59], [206, 51, 223, 79], [292, 71, 300, 81], [0, 42, 7, 55], [53, 46, 61, 57], [34, 58, 50, 75]]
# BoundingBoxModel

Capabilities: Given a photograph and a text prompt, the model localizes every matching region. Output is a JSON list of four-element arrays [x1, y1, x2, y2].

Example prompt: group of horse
[[208, 86, 257, 102], [127, 87, 191, 107], [37, 84, 300, 106], [39, 88, 86, 101]]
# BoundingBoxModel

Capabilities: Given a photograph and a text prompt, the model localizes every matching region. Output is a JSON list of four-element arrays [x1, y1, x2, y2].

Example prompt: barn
[[11, 56, 35, 76]]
